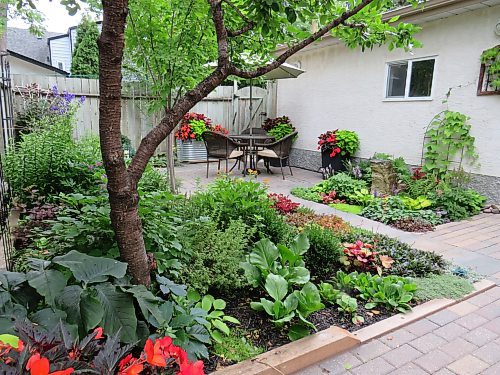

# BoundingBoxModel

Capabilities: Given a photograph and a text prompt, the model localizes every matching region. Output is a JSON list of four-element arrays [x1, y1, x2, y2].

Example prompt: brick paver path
[[176, 164, 500, 374]]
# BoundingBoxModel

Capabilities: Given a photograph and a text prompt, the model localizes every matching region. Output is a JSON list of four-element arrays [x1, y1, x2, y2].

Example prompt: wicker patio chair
[[256, 131, 297, 179], [241, 127, 268, 135], [202, 131, 248, 178]]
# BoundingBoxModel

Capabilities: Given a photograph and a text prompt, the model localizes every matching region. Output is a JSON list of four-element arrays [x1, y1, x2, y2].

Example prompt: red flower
[[177, 360, 204, 375], [93, 327, 104, 340], [26, 353, 74, 375], [118, 354, 144, 375], [144, 339, 167, 367]]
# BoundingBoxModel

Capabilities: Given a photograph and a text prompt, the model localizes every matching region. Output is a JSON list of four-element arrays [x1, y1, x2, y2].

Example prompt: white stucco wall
[[277, 5, 500, 177]]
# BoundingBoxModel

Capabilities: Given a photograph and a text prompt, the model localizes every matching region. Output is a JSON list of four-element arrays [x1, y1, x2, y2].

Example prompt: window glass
[[387, 62, 408, 97], [409, 59, 435, 97]]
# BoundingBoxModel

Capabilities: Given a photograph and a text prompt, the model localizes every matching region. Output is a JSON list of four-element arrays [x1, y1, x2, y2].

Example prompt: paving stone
[[388, 363, 428, 375], [352, 340, 391, 363], [349, 357, 395, 375], [439, 337, 478, 360], [454, 313, 489, 330], [472, 341, 500, 364], [466, 293, 498, 307], [475, 304, 500, 320], [428, 309, 461, 326], [435, 369, 456, 375], [447, 354, 489, 375], [316, 352, 362, 374], [405, 319, 439, 336], [413, 350, 454, 373], [463, 326, 499, 346], [295, 365, 324, 375], [482, 361, 500, 375], [434, 322, 470, 341], [447, 301, 479, 316], [381, 344, 422, 367], [483, 317, 500, 335], [379, 329, 417, 349], [409, 332, 448, 353], [484, 286, 500, 299]]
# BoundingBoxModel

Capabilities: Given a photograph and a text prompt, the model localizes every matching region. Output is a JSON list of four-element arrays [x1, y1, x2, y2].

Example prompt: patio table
[[229, 134, 275, 173]]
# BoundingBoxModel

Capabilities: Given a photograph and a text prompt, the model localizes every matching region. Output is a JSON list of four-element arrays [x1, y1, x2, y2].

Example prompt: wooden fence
[[10, 74, 277, 153]]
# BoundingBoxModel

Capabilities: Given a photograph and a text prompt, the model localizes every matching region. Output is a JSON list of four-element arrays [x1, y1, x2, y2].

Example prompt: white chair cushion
[[229, 150, 244, 159], [257, 149, 279, 158]]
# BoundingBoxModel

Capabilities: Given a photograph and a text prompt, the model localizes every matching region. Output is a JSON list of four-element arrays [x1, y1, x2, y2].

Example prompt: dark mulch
[[205, 295, 396, 373]]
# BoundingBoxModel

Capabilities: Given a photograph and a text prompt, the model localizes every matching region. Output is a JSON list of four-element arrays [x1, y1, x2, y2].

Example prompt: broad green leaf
[[212, 319, 230, 335], [80, 289, 104, 331], [240, 262, 262, 287], [93, 282, 137, 343], [0, 271, 27, 290], [288, 323, 310, 341], [213, 299, 226, 310], [222, 316, 240, 324], [56, 285, 83, 326], [201, 295, 214, 311], [53, 251, 127, 284], [27, 269, 67, 305], [289, 233, 310, 256], [249, 239, 279, 271], [265, 274, 288, 302], [288, 267, 310, 285], [30, 308, 67, 331], [0, 334, 20, 348], [211, 330, 224, 344]]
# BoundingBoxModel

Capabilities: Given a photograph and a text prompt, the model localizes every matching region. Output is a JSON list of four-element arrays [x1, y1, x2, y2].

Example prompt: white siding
[[49, 37, 72, 73], [9, 56, 65, 76], [277, 5, 500, 177]]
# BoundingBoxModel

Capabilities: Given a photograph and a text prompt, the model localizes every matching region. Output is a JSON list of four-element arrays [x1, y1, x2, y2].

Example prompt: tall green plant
[[71, 15, 100, 76]]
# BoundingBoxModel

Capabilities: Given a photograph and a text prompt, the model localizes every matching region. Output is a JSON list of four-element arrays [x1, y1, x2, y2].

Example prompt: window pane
[[387, 62, 408, 97], [409, 59, 435, 97]]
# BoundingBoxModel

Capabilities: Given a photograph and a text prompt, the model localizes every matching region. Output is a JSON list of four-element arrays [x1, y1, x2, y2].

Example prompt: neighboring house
[[48, 21, 102, 73], [277, 0, 500, 201], [6, 28, 68, 76]]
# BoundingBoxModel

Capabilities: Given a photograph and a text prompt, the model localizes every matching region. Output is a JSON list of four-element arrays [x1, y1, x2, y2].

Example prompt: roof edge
[[8, 50, 70, 76]]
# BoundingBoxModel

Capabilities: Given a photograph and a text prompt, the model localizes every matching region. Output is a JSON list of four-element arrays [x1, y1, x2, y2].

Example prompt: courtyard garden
[[0, 87, 481, 374]]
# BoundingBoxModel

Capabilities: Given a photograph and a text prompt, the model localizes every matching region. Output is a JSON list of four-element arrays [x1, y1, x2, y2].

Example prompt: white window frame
[[383, 56, 437, 102]]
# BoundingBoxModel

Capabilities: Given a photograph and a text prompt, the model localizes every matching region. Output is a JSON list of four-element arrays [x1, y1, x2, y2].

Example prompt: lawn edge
[[212, 279, 495, 375]]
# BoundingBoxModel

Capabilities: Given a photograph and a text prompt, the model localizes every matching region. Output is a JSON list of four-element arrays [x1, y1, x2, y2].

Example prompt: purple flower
[[63, 91, 75, 103], [79, 95, 86, 104], [52, 85, 59, 96]]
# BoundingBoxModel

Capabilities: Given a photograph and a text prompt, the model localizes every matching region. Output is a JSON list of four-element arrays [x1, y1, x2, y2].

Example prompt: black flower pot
[[321, 150, 349, 174]]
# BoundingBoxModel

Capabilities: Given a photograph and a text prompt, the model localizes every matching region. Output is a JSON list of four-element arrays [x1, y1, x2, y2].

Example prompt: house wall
[[9, 56, 65, 76], [49, 37, 72, 72], [277, 5, 500, 200]]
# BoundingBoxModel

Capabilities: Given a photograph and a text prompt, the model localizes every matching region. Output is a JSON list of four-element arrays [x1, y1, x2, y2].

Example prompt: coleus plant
[[268, 193, 300, 215], [340, 241, 394, 275], [0, 321, 204, 375], [317, 130, 341, 157]]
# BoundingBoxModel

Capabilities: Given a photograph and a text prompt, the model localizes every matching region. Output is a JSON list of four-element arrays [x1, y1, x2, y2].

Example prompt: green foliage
[[335, 130, 360, 156], [319, 284, 363, 324], [423, 111, 478, 177], [340, 229, 447, 277], [412, 274, 474, 301], [361, 196, 442, 225], [71, 15, 100, 76], [480, 45, 500, 90], [428, 184, 486, 221], [303, 224, 342, 280], [312, 173, 368, 198], [290, 187, 322, 202], [267, 122, 295, 140], [179, 219, 254, 295], [212, 330, 264, 363], [348, 189, 375, 207], [400, 195, 433, 210], [392, 156, 411, 179], [330, 203, 364, 215], [138, 163, 169, 192]]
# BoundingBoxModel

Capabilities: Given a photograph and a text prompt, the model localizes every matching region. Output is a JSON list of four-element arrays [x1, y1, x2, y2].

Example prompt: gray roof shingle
[[6, 27, 63, 64]]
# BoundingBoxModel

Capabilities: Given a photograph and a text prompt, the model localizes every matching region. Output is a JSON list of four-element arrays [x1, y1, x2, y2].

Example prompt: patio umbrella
[[247, 62, 305, 134]]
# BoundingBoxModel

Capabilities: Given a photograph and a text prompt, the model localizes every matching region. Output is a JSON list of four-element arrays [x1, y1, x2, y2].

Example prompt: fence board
[[10, 74, 275, 153]]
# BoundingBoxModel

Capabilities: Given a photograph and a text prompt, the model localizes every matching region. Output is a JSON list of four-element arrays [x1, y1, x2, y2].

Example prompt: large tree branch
[[210, 0, 230, 66], [222, 0, 254, 37], [230, 0, 375, 79]]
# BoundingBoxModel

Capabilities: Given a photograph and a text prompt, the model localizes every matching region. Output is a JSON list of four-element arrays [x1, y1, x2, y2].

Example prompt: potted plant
[[262, 116, 296, 166], [318, 129, 359, 175], [175, 113, 228, 161]]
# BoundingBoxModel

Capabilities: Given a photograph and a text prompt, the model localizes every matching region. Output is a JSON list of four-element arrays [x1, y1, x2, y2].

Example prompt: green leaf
[[288, 267, 310, 285], [201, 295, 214, 311], [210, 329, 224, 344], [93, 282, 137, 343], [289, 233, 310, 256], [212, 319, 230, 335], [222, 316, 240, 324], [27, 269, 67, 305], [80, 289, 104, 331], [213, 299, 226, 310], [56, 285, 83, 326], [265, 274, 288, 302], [250, 239, 279, 270], [53, 251, 127, 284], [0, 334, 20, 348], [288, 324, 310, 341]]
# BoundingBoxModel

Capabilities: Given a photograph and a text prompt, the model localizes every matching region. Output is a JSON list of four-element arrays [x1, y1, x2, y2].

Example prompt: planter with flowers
[[175, 113, 229, 162], [318, 130, 360, 177]]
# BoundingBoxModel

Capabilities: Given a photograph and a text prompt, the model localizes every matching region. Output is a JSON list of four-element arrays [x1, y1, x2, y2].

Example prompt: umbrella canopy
[[263, 62, 305, 80]]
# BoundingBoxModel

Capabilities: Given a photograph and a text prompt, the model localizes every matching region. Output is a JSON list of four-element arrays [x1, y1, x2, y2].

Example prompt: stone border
[[212, 279, 495, 375]]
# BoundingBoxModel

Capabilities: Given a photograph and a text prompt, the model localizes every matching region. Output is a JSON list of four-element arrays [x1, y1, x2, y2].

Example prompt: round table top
[[229, 134, 274, 140]]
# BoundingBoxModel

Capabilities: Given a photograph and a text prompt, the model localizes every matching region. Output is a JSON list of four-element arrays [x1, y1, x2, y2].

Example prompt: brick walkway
[[176, 164, 500, 374]]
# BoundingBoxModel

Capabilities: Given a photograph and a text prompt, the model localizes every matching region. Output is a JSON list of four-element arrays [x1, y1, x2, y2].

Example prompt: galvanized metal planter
[[176, 140, 207, 162]]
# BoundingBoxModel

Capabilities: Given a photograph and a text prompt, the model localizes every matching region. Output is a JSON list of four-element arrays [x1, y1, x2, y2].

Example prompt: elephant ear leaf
[[27, 269, 67, 305], [53, 250, 127, 284]]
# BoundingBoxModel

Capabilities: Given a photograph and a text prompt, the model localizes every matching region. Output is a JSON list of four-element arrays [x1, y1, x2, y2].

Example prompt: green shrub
[[303, 224, 342, 280], [179, 219, 254, 295], [138, 163, 169, 192], [339, 228, 447, 277], [361, 196, 443, 225], [312, 173, 367, 198], [412, 274, 474, 301], [335, 130, 360, 156], [290, 187, 322, 202], [212, 330, 264, 362], [428, 184, 485, 221]]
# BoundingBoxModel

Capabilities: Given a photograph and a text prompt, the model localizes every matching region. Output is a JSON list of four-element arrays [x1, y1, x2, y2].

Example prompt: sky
[[8, 0, 97, 33]]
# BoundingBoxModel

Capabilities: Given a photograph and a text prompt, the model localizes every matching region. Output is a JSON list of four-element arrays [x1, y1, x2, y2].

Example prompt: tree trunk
[[98, 0, 150, 286]]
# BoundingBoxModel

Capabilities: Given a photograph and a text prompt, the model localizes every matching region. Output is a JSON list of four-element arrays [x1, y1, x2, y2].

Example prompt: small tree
[[71, 15, 100, 76]]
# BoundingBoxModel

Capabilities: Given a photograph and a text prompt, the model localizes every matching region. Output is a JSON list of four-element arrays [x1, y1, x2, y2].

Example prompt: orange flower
[[17, 339, 24, 352], [144, 339, 167, 367], [178, 360, 204, 375], [118, 354, 144, 375], [26, 353, 74, 375], [167, 343, 188, 365]]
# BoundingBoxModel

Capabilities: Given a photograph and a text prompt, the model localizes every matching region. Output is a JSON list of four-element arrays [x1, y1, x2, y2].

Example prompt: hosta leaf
[[93, 283, 137, 343], [222, 316, 240, 324], [212, 299, 226, 311], [53, 251, 127, 284]]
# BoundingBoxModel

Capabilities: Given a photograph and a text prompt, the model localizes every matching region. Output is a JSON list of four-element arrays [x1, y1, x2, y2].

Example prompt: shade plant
[[317, 130, 360, 157]]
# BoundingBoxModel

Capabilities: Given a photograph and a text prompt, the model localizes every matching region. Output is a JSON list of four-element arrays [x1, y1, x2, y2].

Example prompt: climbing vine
[[422, 110, 478, 177], [481, 45, 500, 90]]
